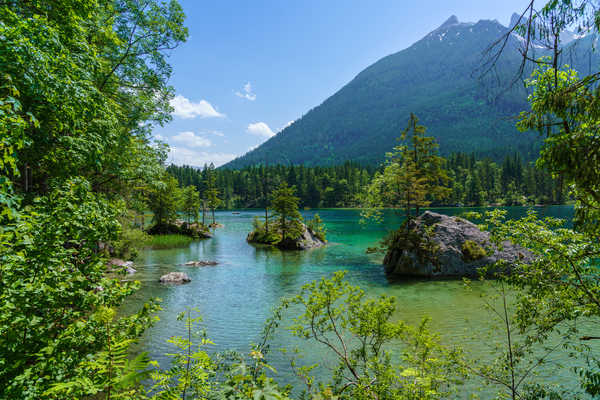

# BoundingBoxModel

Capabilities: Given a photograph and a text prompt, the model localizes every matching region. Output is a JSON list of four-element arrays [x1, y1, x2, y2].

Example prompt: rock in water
[[277, 224, 326, 250], [383, 211, 530, 278], [107, 258, 136, 274], [184, 260, 218, 266], [159, 272, 191, 284]]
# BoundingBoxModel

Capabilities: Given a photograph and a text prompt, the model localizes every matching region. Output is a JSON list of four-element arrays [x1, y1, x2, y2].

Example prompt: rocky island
[[247, 183, 327, 250], [383, 211, 531, 278], [247, 221, 326, 250]]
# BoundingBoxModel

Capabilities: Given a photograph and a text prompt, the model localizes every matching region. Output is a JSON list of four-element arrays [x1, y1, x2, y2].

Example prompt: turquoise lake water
[[122, 206, 585, 397]]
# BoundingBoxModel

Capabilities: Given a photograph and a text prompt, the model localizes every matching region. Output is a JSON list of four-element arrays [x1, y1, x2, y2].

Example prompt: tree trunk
[[265, 207, 269, 233]]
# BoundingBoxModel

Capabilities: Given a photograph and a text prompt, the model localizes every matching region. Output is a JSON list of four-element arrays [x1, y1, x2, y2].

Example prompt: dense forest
[[168, 152, 565, 209]]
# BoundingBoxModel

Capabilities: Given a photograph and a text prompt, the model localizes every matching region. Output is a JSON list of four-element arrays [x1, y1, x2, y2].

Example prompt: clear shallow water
[[122, 206, 581, 396]]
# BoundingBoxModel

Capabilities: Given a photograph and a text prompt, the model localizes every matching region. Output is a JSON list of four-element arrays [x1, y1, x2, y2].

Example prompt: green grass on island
[[146, 234, 195, 249]]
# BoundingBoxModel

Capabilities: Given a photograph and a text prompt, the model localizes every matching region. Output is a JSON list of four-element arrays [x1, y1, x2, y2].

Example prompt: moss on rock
[[461, 240, 487, 262]]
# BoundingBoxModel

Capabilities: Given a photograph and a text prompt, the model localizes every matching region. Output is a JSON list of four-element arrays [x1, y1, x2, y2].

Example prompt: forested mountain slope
[[225, 15, 598, 168]]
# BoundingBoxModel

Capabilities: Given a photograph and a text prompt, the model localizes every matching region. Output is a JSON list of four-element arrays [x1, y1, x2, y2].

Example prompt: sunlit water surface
[[122, 206, 590, 397]]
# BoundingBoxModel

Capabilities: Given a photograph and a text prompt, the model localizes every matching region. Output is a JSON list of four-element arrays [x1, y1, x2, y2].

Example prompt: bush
[[112, 226, 149, 260], [248, 216, 281, 245], [147, 222, 210, 239], [306, 213, 327, 242]]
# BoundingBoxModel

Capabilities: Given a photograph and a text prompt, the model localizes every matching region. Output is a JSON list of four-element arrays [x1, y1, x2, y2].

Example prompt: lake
[[122, 206, 582, 397]]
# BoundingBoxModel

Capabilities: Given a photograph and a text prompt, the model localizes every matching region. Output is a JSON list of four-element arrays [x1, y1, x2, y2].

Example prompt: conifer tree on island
[[271, 182, 304, 242], [248, 182, 327, 248], [361, 113, 451, 222]]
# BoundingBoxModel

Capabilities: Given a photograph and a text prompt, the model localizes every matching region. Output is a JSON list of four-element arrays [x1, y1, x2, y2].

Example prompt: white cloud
[[170, 95, 225, 119], [282, 120, 294, 130], [235, 82, 257, 101], [168, 146, 237, 167], [204, 130, 225, 137], [171, 131, 212, 148], [247, 122, 275, 138]]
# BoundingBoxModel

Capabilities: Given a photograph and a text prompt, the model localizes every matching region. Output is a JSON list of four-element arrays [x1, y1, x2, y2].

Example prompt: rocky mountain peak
[[439, 15, 459, 30]]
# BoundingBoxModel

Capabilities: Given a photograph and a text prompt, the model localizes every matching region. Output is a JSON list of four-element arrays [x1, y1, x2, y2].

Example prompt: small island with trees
[[247, 182, 327, 250]]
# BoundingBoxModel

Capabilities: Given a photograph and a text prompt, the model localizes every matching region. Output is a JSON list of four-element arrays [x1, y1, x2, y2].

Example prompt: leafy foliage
[[147, 175, 181, 228], [0, 0, 187, 397], [0, 179, 160, 399], [306, 213, 327, 242], [283, 272, 465, 399]]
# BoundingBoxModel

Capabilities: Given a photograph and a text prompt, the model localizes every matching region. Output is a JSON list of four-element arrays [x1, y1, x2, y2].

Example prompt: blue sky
[[155, 0, 530, 167]]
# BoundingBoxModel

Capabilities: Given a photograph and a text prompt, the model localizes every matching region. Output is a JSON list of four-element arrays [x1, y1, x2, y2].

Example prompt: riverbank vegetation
[[1, 0, 600, 399], [146, 234, 195, 250], [0, 0, 188, 398]]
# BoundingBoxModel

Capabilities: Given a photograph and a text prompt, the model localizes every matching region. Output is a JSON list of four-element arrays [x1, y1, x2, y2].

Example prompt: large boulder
[[159, 272, 191, 284], [383, 211, 531, 278]]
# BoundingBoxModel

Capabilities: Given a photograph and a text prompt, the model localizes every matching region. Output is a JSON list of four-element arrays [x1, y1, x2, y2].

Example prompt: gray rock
[[159, 272, 191, 284], [277, 223, 327, 250], [384, 211, 531, 278]]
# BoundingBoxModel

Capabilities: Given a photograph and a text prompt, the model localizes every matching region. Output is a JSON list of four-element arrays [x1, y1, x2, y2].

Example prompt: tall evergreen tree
[[271, 183, 303, 240], [361, 113, 451, 220]]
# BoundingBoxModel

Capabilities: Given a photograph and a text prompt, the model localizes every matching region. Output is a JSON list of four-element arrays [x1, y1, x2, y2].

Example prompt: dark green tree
[[147, 175, 181, 229], [361, 113, 451, 221], [271, 182, 304, 241]]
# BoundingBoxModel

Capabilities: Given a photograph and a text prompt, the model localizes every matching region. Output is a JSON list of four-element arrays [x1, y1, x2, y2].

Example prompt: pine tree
[[362, 113, 451, 220], [271, 183, 303, 240], [182, 185, 200, 223], [204, 163, 221, 225]]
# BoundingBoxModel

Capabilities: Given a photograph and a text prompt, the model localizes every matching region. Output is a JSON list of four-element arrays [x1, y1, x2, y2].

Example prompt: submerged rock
[[107, 258, 136, 274], [183, 260, 218, 267], [159, 272, 191, 284], [383, 211, 531, 278]]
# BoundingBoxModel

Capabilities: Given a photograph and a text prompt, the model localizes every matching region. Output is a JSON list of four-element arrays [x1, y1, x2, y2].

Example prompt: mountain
[[224, 16, 597, 168], [508, 12, 585, 46]]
